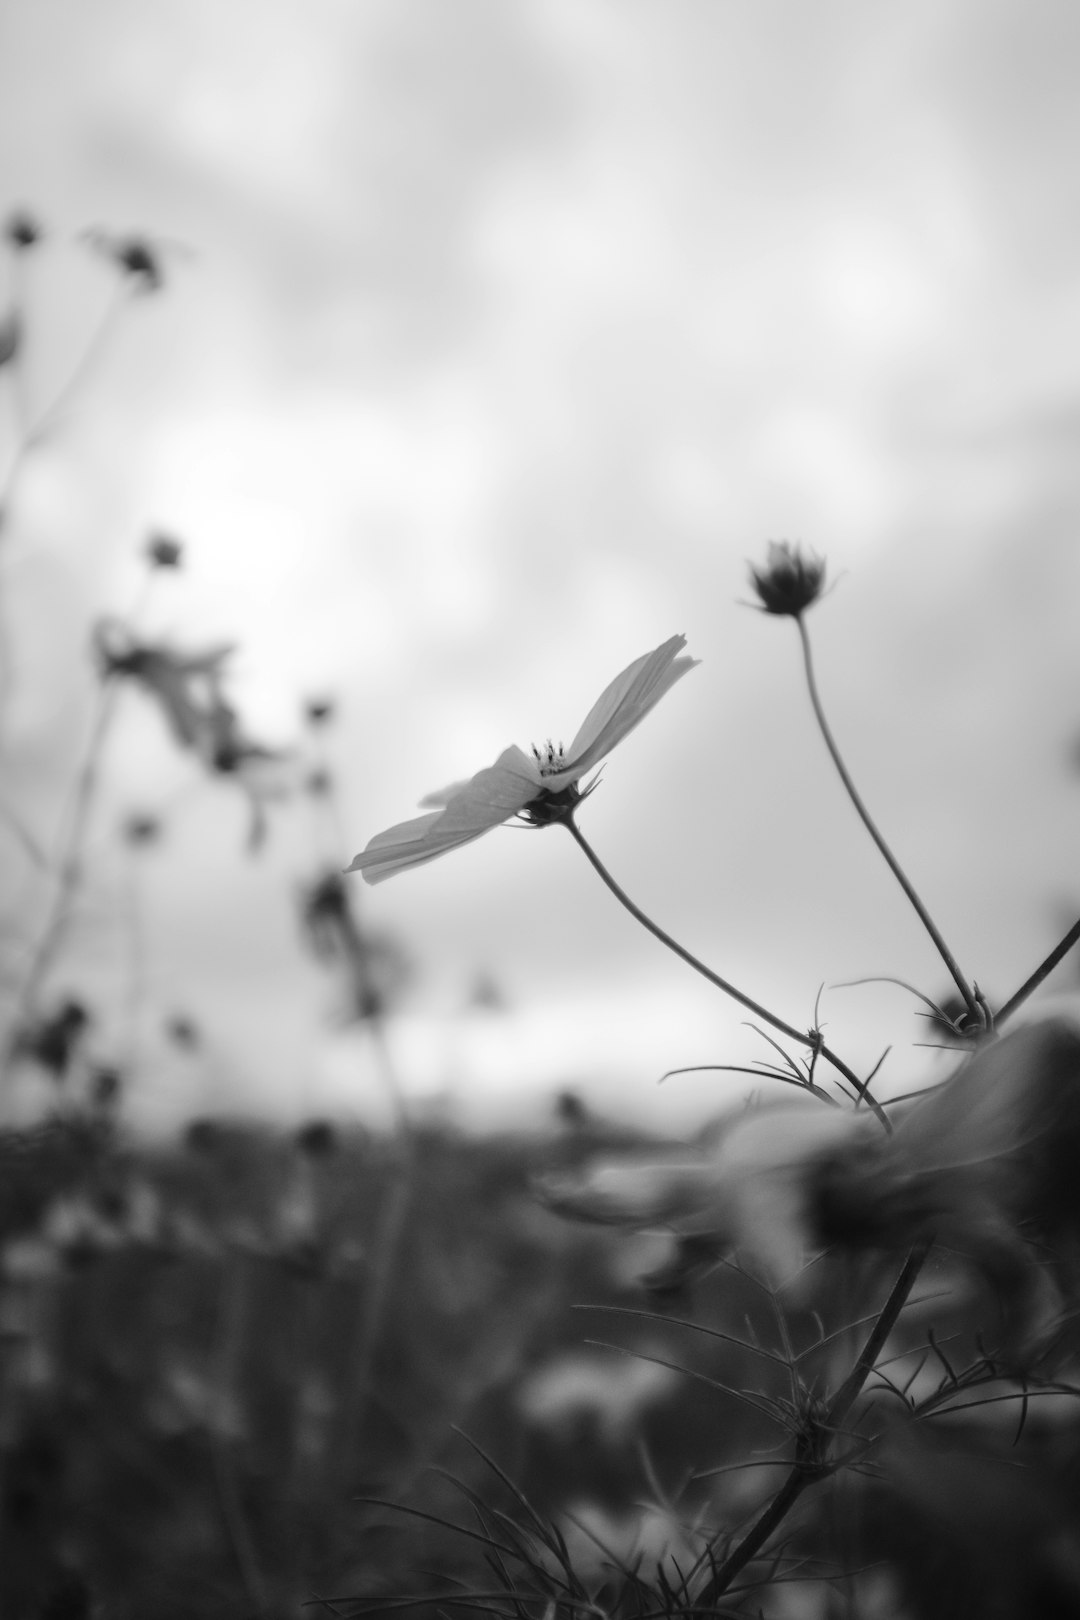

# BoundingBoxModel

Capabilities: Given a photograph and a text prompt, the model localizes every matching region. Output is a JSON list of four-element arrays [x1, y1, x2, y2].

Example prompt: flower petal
[[553, 634, 698, 783], [347, 746, 542, 884], [432, 746, 541, 830], [346, 811, 495, 884]]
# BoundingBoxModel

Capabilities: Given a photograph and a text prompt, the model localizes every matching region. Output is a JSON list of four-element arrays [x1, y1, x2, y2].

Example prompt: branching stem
[[695, 1238, 932, 1604], [563, 817, 888, 1127]]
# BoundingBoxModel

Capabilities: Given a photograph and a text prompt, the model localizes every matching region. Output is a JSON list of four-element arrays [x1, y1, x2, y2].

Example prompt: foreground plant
[[345, 550, 1080, 1615]]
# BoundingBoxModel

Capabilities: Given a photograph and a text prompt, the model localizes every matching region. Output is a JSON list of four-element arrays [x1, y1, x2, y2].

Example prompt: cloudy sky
[[2, 0, 1080, 1132]]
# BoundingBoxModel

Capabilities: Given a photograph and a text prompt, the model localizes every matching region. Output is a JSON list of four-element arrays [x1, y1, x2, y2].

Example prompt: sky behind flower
[[2, 0, 1080, 1131]]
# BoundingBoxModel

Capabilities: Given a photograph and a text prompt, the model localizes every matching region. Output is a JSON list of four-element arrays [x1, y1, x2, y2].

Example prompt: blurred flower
[[121, 811, 163, 848], [748, 541, 827, 617], [13, 998, 91, 1080], [4, 209, 42, 250], [537, 1100, 871, 1290], [166, 1015, 201, 1051], [304, 696, 335, 727], [305, 767, 333, 798], [145, 532, 183, 569], [89, 1066, 122, 1111], [348, 634, 698, 884], [299, 870, 408, 1019], [94, 618, 236, 749], [94, 619, 292, 850], [84, 228, 167, 292]]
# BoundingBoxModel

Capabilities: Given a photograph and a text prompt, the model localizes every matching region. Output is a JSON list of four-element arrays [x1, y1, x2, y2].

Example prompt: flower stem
[[996, 916, 1080, 1027], [695, 1237, 931, 1605], [563, 817, 887, 1124], [796, 616, 980, 1026], [1, 675, 123, 1087], [2, 573, 156, 1089]]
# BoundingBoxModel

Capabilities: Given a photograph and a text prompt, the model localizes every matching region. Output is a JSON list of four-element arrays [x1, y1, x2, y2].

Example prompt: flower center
[[532, 740, 567, 777]]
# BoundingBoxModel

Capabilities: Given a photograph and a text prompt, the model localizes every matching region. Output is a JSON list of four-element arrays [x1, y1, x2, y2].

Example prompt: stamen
[[533, 739, 567, 777]]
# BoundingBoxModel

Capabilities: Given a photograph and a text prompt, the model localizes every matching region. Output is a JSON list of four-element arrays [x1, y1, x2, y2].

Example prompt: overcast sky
[[2, 0, 1080, 1132]]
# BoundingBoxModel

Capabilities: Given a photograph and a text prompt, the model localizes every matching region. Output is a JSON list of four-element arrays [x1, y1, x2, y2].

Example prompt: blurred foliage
[[0, 1104, 1078, 1618]]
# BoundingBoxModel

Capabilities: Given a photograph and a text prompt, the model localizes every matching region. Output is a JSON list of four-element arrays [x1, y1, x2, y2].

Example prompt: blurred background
[[2, 0, 1080, 1134]]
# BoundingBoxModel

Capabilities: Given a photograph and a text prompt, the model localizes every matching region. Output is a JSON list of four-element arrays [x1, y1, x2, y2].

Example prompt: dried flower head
[[146, 533, 183, 569], [304, 697, 335, 727], [5, 209, 42, 250], [122, 811, 163, 848], [166, 1015, 201, 1051], [85, 229, 167, 292], [748, 541, 827, 618], [93, 619, 291, 851], [14, 998, 91, 1079]]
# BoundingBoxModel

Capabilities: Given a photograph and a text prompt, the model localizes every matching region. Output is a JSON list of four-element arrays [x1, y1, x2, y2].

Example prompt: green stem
[[563, 817, 888, 1126], [796, 616, 979, 1025]]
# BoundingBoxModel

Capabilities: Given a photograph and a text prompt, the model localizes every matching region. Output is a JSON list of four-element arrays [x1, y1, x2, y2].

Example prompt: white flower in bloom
[[348, 635, 697, 884]]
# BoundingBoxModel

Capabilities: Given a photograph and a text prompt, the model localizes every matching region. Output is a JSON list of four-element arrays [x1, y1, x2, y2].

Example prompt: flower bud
[[5, 210, 42, 250], [749, 541, 826, 618], [145, 533, 183, 569]]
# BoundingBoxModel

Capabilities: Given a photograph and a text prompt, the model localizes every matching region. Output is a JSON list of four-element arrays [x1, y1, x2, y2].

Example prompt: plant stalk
[[563, 817, 888, 1126], [695, 1238, 931, 1604], [996, 916, 1080, 1027], [795, 617, 979, 1024]]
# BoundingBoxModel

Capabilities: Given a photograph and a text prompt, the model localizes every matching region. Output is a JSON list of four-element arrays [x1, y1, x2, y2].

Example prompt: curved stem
[[996, 916, 1080, 1027], [695, 1238, 931, 1605], [563, 817, 888, 1126], [796, 616, 979, 1025], [0, 283, 130, 749], [2, 574, 156, 1087], [1, 676, 123, 1084]]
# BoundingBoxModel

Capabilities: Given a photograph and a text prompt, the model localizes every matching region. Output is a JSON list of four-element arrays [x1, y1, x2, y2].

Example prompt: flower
[[93, 619, 293, 851], [348, 634, 697, 884], [748, 540, 827, 617], [145, 532, 183, 569], [4, 209, 42, 250], [84, 228, 168, 292]]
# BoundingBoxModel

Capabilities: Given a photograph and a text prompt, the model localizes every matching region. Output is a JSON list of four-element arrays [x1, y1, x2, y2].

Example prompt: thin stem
[[22, 282, 128, 452], [3, 675, 123, 1067], [796, 615, 979, 1024], [695, 1238, 931, 1605], [0, 282, 130, 748], [996, 916, 1080, 1027], [2, 576, 155, 1086], [563, 817, 888, 1127], [209, 1253, 269, 1614]]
